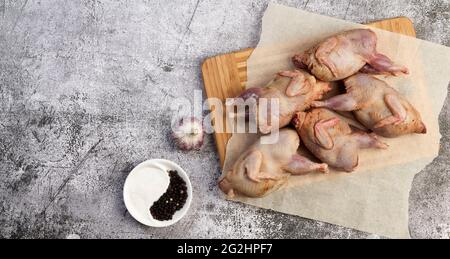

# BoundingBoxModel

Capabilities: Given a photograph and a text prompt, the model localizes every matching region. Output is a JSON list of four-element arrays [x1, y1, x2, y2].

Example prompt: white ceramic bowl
[[123, 159, 193, 227]]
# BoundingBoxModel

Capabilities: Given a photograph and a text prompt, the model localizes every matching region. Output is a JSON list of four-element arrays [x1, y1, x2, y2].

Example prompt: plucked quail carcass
[[219, 129, 328, 198], [292, 29, 409, 81], [312, 73, 427, 138], [227, 70, 331, 134], [294, 108, 388, 172]]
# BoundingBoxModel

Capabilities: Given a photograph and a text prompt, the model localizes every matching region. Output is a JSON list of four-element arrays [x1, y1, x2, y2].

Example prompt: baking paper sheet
[[222, 3, 450, 238]]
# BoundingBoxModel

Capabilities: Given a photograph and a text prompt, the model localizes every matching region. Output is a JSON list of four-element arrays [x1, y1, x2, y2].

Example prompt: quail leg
[[352, 132, 389, 149], [283, 154, 329, 175], [312, 94, 359, 111], [364, 53, 409, 76]]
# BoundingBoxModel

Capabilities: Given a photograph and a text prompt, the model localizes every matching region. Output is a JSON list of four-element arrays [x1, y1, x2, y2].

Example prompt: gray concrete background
[[0, 0, 448, 239]]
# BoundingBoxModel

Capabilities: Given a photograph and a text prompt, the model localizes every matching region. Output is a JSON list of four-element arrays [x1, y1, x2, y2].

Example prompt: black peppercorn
[[150, 170, 188, 221]]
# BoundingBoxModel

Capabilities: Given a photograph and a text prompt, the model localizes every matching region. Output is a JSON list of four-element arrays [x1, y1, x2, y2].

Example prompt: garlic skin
[[172, 117, 204, 151]]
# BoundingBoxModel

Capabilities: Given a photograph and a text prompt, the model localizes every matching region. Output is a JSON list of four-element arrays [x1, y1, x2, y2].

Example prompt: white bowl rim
[[123, 159, 193, 227]]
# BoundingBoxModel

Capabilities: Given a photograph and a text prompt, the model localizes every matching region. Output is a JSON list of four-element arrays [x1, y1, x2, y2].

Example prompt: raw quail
[[219, 129, 328, 198], [293, 29, 409, 81], [294, 108, 388, 172], [227, 70, 331, 134], [312, 73, 427, 138]]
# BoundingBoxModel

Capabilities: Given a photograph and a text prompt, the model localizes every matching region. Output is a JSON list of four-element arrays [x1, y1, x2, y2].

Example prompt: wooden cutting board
[[201, 17, 416, 168]]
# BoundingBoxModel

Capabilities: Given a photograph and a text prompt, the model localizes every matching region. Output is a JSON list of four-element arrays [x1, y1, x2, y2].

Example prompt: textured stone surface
[[0, 0, 448, 239]]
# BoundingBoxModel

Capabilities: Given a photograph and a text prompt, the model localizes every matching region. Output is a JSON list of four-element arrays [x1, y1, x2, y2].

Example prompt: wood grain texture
[[201, 17, 416, 168]]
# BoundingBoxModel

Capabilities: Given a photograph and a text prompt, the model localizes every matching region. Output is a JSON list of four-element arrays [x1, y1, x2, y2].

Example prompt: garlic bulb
[[172, 117, 204, 151]]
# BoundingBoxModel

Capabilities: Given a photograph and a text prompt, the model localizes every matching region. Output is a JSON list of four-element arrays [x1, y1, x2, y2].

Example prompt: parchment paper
[[222, 3, 450, 239]]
